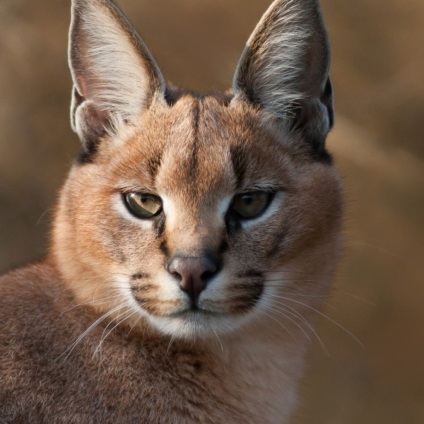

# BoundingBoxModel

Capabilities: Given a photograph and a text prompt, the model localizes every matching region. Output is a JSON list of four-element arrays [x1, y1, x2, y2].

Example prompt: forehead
[[157, 96, 234, 199], [107, 95, 292, 198]]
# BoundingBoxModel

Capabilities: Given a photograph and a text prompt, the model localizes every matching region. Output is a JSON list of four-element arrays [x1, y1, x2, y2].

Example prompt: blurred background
[[0, 0, 423, 422]]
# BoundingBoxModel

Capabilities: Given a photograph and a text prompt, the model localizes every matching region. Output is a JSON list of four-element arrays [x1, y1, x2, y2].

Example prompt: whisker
[[210, 323, 225, 354], [342, 292, 375, 306], [256, 308, 295, 341], [266, 294, 363, 347], [93, 308, 137, 357], [266, 299, 330, 356], [57, 301, 132, 364], [265, 278, 328, 285], [62, 293, 126, 314], [265, 283, 330, 295], [267, 304, 313, 345], [166, 333, 176, 354], [346, 240, 397, 257], [127, 315, 143, 337], [264, 269, 334, 278]]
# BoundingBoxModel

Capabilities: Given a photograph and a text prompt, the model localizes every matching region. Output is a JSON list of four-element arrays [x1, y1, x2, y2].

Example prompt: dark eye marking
[[218, 239, 229, 255], [152, 213, 166, 237], [159, 240, 170, 258]]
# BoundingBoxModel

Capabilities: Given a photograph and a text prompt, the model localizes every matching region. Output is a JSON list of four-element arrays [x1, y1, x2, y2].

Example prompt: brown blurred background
[[1, 0, 423, 422]]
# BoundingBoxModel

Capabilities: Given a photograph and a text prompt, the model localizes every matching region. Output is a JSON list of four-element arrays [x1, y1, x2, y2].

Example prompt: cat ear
[[233, 0, 334, 155], [69, 0, 166, 148]]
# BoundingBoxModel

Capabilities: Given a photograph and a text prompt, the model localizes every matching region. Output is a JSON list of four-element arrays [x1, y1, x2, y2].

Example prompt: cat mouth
[[131, 277, 264, 322], [132, 293, 223, 319], [166, 307, 221, 319]]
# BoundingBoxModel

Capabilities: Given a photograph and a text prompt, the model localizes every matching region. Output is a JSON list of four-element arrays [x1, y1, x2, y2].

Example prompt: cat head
[[53, 0, 342, 339]]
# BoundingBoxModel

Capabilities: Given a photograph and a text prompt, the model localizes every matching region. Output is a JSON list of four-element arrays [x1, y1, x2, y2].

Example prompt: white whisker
[[93, 308, 136, 357], [266, 293, 363, 347], [265, 299, 330, 356], [57, 301, 132, 364]]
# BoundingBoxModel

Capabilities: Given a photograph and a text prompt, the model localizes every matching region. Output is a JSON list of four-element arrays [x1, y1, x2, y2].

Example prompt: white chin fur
[[138, 308, 260, 340]]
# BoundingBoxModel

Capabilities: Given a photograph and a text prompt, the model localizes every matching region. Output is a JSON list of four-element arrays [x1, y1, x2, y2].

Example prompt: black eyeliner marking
[[225, 211, 242, 236], [159, 240, 170, 257], [218, 240, 229, 255], [153, 214, 166, 237]]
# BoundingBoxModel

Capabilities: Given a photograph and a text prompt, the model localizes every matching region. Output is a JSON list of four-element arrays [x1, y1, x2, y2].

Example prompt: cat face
[[53, 0, 342, 339], [55, 94, 342, 338]]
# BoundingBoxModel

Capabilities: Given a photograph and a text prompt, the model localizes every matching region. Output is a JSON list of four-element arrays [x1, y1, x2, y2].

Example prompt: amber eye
[[231, 191, 273, 219], [124, 193, 162, 219]]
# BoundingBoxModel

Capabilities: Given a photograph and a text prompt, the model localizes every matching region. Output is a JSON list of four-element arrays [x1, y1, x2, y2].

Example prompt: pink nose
[[168, 255, 219, 302]]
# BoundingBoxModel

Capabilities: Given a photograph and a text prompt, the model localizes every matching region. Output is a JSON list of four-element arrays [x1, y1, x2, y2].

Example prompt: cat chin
[[143, 311, 252, 340]]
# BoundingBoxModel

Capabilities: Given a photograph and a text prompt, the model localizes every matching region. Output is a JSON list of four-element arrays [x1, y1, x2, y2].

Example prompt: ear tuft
[[69, 0, 165, 149], [233, 0, 334, 153]]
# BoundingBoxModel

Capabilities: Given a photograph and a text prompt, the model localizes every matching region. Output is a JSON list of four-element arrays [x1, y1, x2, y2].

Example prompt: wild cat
[[0, 0, 342, 422]]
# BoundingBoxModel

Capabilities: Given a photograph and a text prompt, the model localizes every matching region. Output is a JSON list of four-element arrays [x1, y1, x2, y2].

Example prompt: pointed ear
[[69, 0, 165, 149], [233, 0, 334, 156]]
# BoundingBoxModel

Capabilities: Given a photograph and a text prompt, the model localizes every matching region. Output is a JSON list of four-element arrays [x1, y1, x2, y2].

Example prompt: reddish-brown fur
[[0, 1, 342, 422]]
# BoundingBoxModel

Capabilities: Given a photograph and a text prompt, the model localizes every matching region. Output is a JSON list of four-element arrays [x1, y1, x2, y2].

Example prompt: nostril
[[168, 260, 183, 281], [201, 268, 217, 282], [167, 253, 221, 301], [171, 271, 182, 281]]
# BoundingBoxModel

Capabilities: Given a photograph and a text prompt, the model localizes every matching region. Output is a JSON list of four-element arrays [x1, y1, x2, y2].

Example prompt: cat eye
[[124, 193, 163, 219], [231, 191, 273, 219]]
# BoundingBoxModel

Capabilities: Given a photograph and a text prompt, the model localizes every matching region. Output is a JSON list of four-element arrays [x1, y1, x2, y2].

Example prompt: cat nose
[[168, 254, 220, 302]]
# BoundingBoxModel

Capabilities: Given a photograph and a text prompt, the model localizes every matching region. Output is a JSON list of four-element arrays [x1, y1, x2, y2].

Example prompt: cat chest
[[9, 334, 299, 423]]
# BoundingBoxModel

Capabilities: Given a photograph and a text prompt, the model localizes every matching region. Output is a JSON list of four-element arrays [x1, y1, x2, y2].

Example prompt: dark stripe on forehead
[[230, 145, 247, 190], [146, 155, 162, 181], [187, 99, 201, 178]]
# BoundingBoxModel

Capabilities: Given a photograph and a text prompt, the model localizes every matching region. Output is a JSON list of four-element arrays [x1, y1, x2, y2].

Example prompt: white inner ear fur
[[233, 0, 313, 118], [75, 4, 151, 126]]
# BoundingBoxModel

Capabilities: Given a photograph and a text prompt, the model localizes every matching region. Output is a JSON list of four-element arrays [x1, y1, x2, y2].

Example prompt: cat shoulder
[[0, 263, 72, 347]]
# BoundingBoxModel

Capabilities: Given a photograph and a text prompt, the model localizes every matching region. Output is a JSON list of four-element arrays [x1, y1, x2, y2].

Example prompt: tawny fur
[[0, 0, 342, 422]]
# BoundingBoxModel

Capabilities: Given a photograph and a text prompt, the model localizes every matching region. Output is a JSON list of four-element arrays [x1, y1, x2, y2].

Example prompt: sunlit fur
[[0, 0, 343, 422]]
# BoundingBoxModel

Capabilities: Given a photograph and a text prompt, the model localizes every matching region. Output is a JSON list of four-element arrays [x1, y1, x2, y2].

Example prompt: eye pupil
[[242, 194, 255, 205], [124, 193, 162, 219]]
